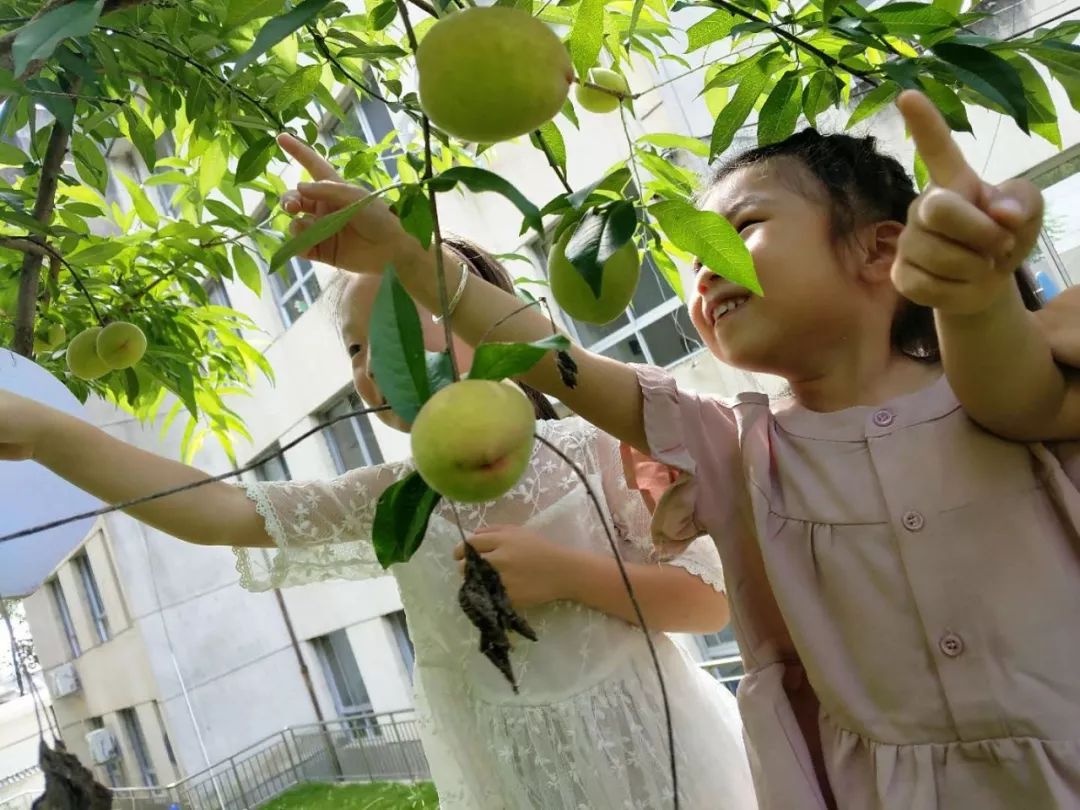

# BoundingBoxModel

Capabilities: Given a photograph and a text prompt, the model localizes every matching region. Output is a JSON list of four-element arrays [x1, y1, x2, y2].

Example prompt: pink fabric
[[632, 364, 1080, 810]]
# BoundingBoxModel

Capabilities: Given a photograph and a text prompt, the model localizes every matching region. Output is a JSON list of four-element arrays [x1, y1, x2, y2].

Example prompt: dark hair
[[441, 235, 560, 421], [706, 128, 1041, 362]]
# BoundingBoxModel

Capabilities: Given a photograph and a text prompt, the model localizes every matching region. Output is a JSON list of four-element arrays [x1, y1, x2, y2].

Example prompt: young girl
[[283, 93, 1080, 809], [0, 233, 757, 808]]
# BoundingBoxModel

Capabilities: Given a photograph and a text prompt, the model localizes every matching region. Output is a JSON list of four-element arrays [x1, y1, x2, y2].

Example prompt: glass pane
[[631, 253, 676, 315], [326, 630, 371, 710], [360, 97, 395, 144], [1041, 164, 1080, 285], [572, 311, 631, 348], [281, 294, 307, 326], [254, 446, 290, 482], [601, 334, 648, 364], [324, 395, 382, 471], [641, 308, 700, 368], [303, 274, 321, 303]]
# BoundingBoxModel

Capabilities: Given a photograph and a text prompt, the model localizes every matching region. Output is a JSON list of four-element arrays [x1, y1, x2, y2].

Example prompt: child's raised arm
[[279, 135, 650, 453], [2, 389, 272, 548], [892, 91, 1080, 441]]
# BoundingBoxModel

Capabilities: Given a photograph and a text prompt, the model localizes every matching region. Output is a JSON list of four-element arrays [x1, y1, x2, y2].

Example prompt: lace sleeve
[[596, 429, 725, 593], [232, 460, 411, 592]]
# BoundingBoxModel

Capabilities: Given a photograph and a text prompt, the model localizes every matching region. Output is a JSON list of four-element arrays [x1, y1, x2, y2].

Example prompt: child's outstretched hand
[[277, 134, 420, 275], [892, 91, 1044, 315]]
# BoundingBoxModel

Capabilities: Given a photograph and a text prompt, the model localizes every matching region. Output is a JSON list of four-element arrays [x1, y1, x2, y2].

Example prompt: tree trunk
[[1, 600, 23, 696], [11, 78, 79, 357]]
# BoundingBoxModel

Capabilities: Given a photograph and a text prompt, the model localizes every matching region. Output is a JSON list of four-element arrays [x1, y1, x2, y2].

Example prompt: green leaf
[[72, 133, 108, 194], [758, 71, 801, 145], [430, 167, 542, 234], [932, 41, 1028, 132], [232, 244, 262, 295], [372, 472, 441, 568], [685, 10, 736, 52], [1006, 54, 1060, 148], [0, 142, 28, 166], [570, 0, 604, 78], [627, 0, 646, 43], [846, 82, 900, 129], [802, 71, 841, 127], [566, 167, 631, 210], [232, 0, 333, 76], [369, 0, 397, 30], [199, 141, 229, 198], [531, 121, 567, 172], [122, 108, 158, 172], [369, 266, 430, 424], [872, 2, 956, 36], [564, 201, 638, 298], [648, 245, 684, 301], [12, 0, 103, 77], [636, 132, 708, 157], [915, 75, 971, 132], [933, 0, 963, 15], [468, 335, 571, 382], [276, 65, 322, 111], [270, 194, 368, 270], [426, 350, 455, 395], [68, 240, 126, 265], [123, 368, 141, 404], [118, 174, 161, 228], [235, 136, 277, 184], [650, 199, 759, 294], [709, 61, 768, 158], [227, 0, 286, 28], [913, 151, 930, 191], [398, 187, 434, 250]]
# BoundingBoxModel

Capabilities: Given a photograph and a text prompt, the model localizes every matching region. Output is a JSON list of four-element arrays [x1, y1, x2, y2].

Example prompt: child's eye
[[736, 219, 762, 234], [347, 343, 363, 358]]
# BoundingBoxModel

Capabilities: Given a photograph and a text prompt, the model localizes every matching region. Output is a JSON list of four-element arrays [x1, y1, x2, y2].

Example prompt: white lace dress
[[234, 417, 756, 810]]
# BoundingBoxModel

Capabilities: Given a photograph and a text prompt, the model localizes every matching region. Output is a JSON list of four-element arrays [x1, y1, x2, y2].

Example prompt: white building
[[15, 0, 1079, 793]]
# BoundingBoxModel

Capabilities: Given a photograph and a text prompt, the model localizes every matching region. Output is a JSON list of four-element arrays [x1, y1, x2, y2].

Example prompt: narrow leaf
[[118, 174, 161, 228], [235, 136, 277, 184], [372, 472, 441, 568], [232, 0, 332, 76], [758, 71, 801, 145], [846, 82, 900, 129], [564, 201, 638, 298], [710, 61, 768, 158], [276, 65, 322, 111], [369, 266, 430, 424], [426, 350, 455, 395], [123, 108, 158, 172], [932, 41, 1028, 131], [232, 245, 263, 295], [531, 121, 567, 172], [430, 166, 542, 233], [915, 75, 971, 132], [650, 199, 759, 294], [198, 141, 229, 198], [468, 335, 571, 382], [270, 195, 367, 269], [12, 0, 103, 77], [685, 10, 736, 52], [802, 71, 840, 128], [0, 142, 28, 166], [570, 0, 604, 78]]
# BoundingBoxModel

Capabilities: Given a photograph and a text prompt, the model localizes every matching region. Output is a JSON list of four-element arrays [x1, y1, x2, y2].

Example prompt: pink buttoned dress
[[628, 365, 1080, 810]]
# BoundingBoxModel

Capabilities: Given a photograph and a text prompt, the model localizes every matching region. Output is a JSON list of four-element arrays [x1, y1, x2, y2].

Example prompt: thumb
[[986, 178, 1044, 264]]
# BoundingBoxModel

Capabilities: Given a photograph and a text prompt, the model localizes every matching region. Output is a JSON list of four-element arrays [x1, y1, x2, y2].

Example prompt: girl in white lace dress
[[3, 230, 755, 809], [233, 239, 757, 809]]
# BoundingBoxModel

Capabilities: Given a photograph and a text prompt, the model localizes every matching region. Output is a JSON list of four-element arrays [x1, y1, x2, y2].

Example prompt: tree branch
[[1, 235, 106, 327], [708, 0, 879, 85], [12, 76, 79, 357], [533, 129, 573, 194]]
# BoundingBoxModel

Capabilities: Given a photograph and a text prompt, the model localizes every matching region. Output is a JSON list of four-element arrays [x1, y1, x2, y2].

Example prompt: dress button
[[939, 633, 964, 658], [872, 409, 895, 428], [902, 510, 925, 532]]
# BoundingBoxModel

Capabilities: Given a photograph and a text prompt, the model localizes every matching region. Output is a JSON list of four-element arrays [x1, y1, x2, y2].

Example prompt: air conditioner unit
[[47, 663, 80, 698], [86, 728, 120, 765]]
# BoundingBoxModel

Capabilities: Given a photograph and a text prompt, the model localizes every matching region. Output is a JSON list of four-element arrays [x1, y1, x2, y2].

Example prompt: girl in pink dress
[[281, 91, 1080, 809]]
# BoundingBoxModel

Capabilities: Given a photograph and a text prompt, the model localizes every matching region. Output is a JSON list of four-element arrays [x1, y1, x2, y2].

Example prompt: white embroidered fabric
[[234, 417, 755, 809]]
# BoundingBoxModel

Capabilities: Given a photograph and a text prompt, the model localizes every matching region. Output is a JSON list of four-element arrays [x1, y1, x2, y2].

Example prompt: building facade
[[15, 0, 1080, 791]]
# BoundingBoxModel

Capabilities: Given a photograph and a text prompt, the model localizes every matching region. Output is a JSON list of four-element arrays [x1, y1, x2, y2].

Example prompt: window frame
[[313, 629, 379, 739], [268, 256, 321, 328], [320, 391, 384, 474], [387, 610, 415, 681], [118, 707, 158, 787], [49, 579, 81, 658], [73, 552, 110, 644]]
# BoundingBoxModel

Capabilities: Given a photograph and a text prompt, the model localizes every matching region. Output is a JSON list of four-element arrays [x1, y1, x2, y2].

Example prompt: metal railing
[[109, 711, 429, 810]]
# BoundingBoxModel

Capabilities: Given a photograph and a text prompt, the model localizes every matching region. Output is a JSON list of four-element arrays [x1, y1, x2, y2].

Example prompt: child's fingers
[[897, 90, 982, 201], [986, 178, 1044, 235], [892, 259, 966, 308], [911, 188, 1015, 256], [898, 228, 994, 283], [296, 180, 368, 209], [277, 133, 341, 181]]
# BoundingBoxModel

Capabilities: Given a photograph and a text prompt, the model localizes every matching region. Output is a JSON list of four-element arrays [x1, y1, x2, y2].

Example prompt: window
[[320, 89, 401, 179], [1026, 145, 1080, 299], [88, 717, 125, 787], [387, 611, 415, 680], [49, 579, 80, 658], [696, 628, 743, 696], [119, 708, 157, 787], [270, 257, 321, 327], [73, 552, 109, 643], [253, 443, 291, 483], [525, 236, 701, 368], [313, 629, 377, 737], [321, 391, 384, 473], [152, 703, 178, 769], [206, 279, 231, 309]]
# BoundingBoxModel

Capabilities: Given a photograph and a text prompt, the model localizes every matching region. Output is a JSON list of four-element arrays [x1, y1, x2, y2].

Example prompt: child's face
[[689, 162, 879, 380], [339, 275, 474, 433]]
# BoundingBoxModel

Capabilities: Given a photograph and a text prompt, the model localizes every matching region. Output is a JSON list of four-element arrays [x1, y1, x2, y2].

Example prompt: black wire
[[0, 405, 391, 545]]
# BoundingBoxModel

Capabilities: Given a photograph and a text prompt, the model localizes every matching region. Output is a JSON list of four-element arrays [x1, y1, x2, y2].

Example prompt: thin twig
[[1, 237, 106, 326], [396, 0, 459, 381], [404, 0, 439, 16], [534, 432, 678, 809], [0, 405, 391, 545], [306, 25, 395, 106]]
